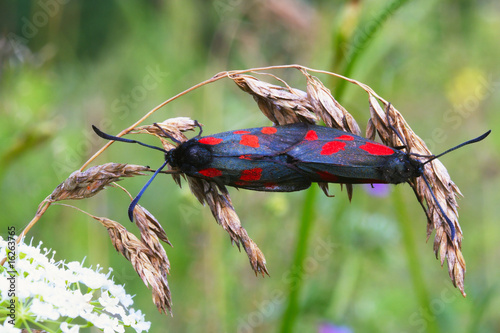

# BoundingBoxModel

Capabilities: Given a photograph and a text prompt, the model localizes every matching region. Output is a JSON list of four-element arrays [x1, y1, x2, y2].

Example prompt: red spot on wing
[[240, 135, 260, 148], [198, 137, 223, 145], [234, 130, 250, 134], [337, 135, 354, 141], [317, 171, 339, 182], [240, 168, 263, 181], [261, 127, 277, 134], [320, 141, 346, 155], [305, 130, 318, 141], [239, 155, 252, 160], [359, 142, 394, 156], [198, 168, 222, 178]]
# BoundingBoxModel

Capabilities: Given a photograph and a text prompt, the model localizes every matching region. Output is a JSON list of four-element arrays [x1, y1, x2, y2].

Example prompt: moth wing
[[193, 154, 312, 192], [288, 125, 401, 183], [199, 123, 310, 157]]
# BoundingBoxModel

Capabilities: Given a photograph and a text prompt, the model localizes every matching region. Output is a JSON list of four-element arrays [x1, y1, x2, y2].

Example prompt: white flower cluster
[[0, 237, 150, 333]]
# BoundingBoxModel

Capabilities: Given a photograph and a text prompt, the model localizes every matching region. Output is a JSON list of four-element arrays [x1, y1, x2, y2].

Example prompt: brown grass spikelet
[[133, 117, 199, 145], [48, 163, 149, 202], [303, 72, 361, 135], [367, 96, 466, 295], [96, 215, 173, 314], [185, 177, 269, 276], [232, 74, 318, 125], [133, 204, 172, 250]]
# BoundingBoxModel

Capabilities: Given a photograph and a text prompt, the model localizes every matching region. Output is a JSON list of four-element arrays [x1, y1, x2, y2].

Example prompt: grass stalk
[[393, 188, 440, 333], [280, 187, 318, 333], [334, 0, 410, 98]]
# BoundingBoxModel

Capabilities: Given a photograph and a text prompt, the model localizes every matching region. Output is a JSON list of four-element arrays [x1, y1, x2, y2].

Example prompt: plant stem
[[280, 187, 318, 333], [394, 188, 440, 333]]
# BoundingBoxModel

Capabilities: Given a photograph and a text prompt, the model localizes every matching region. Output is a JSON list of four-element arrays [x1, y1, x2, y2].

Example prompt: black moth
[[93, 121, 490, 240]]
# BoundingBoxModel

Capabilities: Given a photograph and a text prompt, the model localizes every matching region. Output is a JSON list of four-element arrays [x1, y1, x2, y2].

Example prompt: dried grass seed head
[[133, 117, 198, 144], [185, 176, 269, 275], [367, 97, 466, 296], [232, 74, 318, 125], [95, 215, 173, 314], [49, 163, 149, 202], [133, 204, 172, 248], [304, 73, 361, 135]]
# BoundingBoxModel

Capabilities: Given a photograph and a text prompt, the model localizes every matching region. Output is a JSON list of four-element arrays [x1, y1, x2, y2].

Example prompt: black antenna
[[92, 125, 168, 154], [128, 159, 169, 221], [92, 125, 172, 222], [422, 130, 491, 165]]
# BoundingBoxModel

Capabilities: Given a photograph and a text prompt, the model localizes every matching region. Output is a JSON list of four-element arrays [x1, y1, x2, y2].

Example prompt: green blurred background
[[1, 0, 499, 332]]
